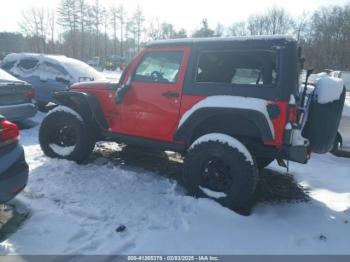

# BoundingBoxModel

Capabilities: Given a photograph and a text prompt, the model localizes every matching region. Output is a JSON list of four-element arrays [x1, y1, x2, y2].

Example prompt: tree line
[[0, 1, 350, 71]]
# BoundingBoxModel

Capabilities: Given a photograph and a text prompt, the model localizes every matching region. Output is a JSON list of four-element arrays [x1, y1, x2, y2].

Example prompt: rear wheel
[[39, 108, 96, 162], [183, 134, 258, 215]]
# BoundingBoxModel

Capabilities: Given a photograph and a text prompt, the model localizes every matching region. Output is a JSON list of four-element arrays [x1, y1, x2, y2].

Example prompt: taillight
[[26, 88, 36, 99], [288, 105, 298, 124], [0, 120, 19, 145]]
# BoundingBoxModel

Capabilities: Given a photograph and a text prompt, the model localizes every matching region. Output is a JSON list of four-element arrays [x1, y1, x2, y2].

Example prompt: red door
[[117, 47, 190, 142]]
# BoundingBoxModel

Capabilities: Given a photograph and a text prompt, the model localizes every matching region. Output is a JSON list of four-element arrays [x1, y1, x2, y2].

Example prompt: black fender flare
[[52, 91, 109, 130], [174, 108, 274, 145]]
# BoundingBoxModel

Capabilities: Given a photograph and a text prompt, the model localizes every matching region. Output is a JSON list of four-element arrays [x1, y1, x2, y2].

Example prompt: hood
[[70, 80, 117, 91]]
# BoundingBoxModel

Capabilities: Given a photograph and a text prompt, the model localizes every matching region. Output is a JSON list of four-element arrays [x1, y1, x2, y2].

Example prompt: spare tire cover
[[303, 87, 346, 153]]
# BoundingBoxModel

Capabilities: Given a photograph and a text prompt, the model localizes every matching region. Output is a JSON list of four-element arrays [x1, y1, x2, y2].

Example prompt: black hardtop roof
[[146, 35, 296, 48]]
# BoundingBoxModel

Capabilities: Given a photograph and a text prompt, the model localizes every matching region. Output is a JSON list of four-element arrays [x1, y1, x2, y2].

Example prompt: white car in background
[[331, 71, 350, 154], [1, 53, 106, 110]]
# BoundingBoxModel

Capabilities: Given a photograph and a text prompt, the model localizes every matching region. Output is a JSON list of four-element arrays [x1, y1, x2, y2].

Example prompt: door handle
[[162, 91, 179, 98]]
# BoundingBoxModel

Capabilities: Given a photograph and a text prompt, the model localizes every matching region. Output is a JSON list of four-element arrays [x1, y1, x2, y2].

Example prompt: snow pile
[[314, 77, 344, 104], [47, 106, 83, 121], [299, 84, 315, 95], [308, 72, 329, 85], [199, 186, 227, 199], [190, 133, 254, 165], [49, 144, 75, 157], [2, 53, 106, 84], [178, 96, 275, 138]]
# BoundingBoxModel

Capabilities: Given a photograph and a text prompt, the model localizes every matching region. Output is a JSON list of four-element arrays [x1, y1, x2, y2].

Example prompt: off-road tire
[[39, 110, 96, 162], [183, 137, 258, 215]]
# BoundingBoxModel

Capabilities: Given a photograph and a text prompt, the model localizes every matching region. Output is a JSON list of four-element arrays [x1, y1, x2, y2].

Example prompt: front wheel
[[39, 107, 96, 162], [183, 134, 258, 215]]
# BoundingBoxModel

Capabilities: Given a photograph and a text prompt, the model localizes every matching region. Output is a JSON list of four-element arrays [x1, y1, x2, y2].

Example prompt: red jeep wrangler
[[39, 36, 345, 213]]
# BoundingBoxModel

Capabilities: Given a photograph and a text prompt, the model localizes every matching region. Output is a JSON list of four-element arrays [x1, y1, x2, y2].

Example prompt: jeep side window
[[133, 51, 183, 84], [196, 50, 277, 86]]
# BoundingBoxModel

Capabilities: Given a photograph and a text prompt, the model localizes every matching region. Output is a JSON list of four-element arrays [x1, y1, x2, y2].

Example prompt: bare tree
[[110, 5, 119, 55], [215, 23, 225, 37], [147, 19, 187, 40], [147, 17, 162, 40], [19, 7, 48, 53], [77, 0, 88, 59], [229, 22, 249, 36], [101, 7, 109, 58], [116, 4, 126, 57], [303, 4, 350, 70], [192, 19, 215, 38], [47, 9, 56, 53], [57, 0, 79, 57], [161, 23, 176, 39], [90, 0, 103, 56], [247, 7, 294, 35], [132, 5, 145, 51], [294, 13, 309, 42]]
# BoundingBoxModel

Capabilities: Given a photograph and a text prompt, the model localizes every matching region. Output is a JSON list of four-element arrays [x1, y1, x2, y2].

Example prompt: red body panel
[[71, 47, 288, 148], [115, 47, 191, 142], [265, 101, 289, 147]]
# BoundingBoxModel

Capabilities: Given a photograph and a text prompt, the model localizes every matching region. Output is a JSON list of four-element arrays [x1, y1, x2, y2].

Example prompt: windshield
[[62, 59, 105, 82]]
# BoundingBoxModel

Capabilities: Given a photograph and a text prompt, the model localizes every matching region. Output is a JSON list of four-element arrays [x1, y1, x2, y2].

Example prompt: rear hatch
[[0, 83, 32, 106], [0, 69, 32, 106]]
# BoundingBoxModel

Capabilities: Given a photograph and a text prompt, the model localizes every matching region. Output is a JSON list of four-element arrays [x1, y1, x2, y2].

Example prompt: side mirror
[[115, 78, 131, 104]]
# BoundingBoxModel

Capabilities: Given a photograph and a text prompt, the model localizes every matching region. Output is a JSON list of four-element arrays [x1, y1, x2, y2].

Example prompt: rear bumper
[[0, 103, 37, 121], [279, 145, 309, 164], [0, 143, 29, 203]]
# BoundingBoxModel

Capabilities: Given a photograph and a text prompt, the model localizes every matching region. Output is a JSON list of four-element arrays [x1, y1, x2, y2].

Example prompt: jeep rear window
[[133, 51, 183, 84], [196, 50, 278, 86]]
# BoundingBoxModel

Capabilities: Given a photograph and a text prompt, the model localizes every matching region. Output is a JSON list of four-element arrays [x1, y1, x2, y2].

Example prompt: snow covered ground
[[0, 113, 350, 255]]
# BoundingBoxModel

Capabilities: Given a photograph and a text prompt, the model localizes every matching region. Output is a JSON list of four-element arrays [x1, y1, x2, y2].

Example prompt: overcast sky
[[0, 0, 349, 33]]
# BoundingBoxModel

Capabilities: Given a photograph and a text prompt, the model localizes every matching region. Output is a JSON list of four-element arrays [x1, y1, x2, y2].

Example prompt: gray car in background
[[0, 69, 37, 121], [331, 71, 350, 154]]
